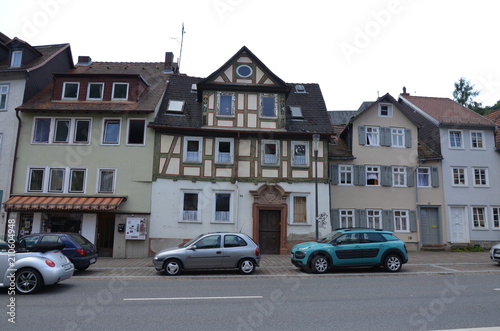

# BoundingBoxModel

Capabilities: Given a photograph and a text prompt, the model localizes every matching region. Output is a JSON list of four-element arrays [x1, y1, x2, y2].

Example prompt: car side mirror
[[188, 245, 197, 251]]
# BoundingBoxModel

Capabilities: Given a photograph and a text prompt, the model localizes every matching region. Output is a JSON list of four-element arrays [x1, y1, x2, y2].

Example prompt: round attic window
[[236, 65, 253, 78]]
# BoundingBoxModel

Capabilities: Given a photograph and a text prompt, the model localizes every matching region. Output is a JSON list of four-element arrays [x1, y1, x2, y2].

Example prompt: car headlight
[[297, 246, 310, 250]]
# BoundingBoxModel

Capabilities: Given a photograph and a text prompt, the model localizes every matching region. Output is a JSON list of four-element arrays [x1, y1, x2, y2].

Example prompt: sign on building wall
[[125, 217, 147, 240]]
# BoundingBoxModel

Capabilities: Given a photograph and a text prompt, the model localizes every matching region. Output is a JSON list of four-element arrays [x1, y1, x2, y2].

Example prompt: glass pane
[[113, 84, 128, 99], [293, 196, 307, 223], [127, 120, 145, 144], [187, 140, 199, 152], [104, 120, 120, 143], [99, 170, 114, 192], [216, 194, 230, 212], [49, 169, 64, 192], [88, 84, 103, 99], [74, 120, 90, 143], [34, 118, 51, 143], [54, 120, 70, 142], [0, 94, 6, 109], [219, 95, 233, 115], [70, 170, 85, 192], [64, 83, 78, 98], [29, 169, 44, 191], [262, 96, 275, 117]]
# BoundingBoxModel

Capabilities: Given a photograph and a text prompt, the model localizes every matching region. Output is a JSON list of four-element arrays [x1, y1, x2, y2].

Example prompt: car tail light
[[76, 248, 87, 256], [255, 247, 260, 257], [45, 260, 56, 267]]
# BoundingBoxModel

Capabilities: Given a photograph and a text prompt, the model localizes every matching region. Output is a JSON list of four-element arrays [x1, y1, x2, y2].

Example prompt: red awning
[[3, 196, 126, 211]]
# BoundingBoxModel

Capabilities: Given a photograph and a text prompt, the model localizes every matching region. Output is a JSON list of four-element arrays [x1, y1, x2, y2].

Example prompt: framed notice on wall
[[125, 217, 147, 240]]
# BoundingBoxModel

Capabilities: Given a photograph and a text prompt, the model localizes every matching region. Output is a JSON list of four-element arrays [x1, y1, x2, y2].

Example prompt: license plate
[[90, 258, 96, 264], [494, 254, 500, 258]]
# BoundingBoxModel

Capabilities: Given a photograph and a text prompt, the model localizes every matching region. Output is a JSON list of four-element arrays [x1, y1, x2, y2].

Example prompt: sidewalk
[[73, 251, 500, 278]]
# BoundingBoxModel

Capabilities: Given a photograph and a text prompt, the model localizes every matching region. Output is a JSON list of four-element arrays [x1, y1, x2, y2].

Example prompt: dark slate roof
[[17, 62, 168, 113], [328, 111, 358, 125], [151, 75, 334, 134]]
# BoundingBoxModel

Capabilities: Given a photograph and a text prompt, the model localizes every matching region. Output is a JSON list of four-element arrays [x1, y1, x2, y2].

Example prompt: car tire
[[384, 254, 402, 272], [16, 268, 43, 294], [311, 255, 330, 274], [164, 259, 182, 276], [238, 258, 255, 274]]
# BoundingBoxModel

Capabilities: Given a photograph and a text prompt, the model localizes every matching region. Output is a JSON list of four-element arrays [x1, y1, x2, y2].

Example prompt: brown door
[[259, 210, 281, 254], [97, 214, 115, 257]]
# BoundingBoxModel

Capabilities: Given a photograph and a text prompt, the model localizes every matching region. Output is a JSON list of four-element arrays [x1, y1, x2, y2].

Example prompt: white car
[[490, 244, 500, 264], [0, 240, 74, 294]]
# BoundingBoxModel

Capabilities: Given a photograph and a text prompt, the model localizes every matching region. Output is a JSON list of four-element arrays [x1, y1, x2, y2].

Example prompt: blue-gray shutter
[[330, 164, 339, 185], [331, 209, 340, 229], [358, 126, 366, 145], [356, 209, 366, 227], [382, 210, 394, 231], [381, 166, 392, 186], [431, 167, 439, 187], [409, 210, 417, 232], [354, 165, 365, 186], [405, 129, 412, 148], [407, 167, 415, 187], [380, 127, 391, 146]]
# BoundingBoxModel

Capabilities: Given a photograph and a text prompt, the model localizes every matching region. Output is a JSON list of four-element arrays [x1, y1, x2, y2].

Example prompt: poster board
[[125, 217, 147, 240]]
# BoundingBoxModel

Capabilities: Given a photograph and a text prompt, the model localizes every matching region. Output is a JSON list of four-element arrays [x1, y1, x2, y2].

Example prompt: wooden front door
[[259, 210, 281, 254], [97, 214, 115, 257], [420, 207, 440, 245]]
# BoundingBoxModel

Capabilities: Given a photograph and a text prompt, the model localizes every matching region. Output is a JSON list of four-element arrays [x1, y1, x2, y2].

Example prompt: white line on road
[[123, 296, 263, 301]]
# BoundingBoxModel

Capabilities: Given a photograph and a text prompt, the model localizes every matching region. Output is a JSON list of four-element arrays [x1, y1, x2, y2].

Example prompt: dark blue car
[[20, 233, 97, 271]]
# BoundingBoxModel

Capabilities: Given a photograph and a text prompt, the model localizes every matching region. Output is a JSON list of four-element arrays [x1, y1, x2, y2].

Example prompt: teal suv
[[291, 228, 408, 273]]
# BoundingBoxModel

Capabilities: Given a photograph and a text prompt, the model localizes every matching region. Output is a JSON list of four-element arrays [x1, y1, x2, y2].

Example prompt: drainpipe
[[6, 108, 22, 235], [414, 164, 421, 251]]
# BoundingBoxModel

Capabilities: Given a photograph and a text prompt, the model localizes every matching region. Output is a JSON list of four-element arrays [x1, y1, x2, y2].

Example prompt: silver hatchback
[[153, 232, 260, 276]]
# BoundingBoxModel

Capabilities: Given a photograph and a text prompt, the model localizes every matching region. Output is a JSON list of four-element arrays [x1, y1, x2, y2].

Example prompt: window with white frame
[[48, 168, 65, 192], [291, 195, 308, 224], [365, 126, 379, 146], [452, 167, 467, 186], [54, 119, 70, 143], [33, 118, 91, 144], [102, 119, 121, 144], [417, 167, 431, 187], [291, 141, 309, 166], [27, 167, 86, 193], [392, 167, 407, 187], [290, 106, 303, 118], [127, 119, 146, 145], [87, 83, 104, 100], [98, 169, 116, 193], [394, 210, 410, 232], [472, 167, 488, 187], [339, 165, 353, 185], [492, 207, 500, 229], [28, 168, 44, 192], [69, 169, 86, 193], [391, 128, 405, 147], [217, 92, 235, 116], [0, 85, 9, 110], [367, 209, 382, 228], [33, 118, 51, 143], [183, 137, 203, 163], [470, 131, 485, 149], [449, 130, 463, 148], [181, 191, 200, 222], [62, 82, 79, 100], [214, 192, 232, 222], [74, 119, 91, 143], [260, 94, 277, 117], [366, 166, 380, 186], [215, 138, 234, 164], [340, 209, 355, 228], [112, 83, 129, 100], [379, 103, 393, 117], [472, 207, 486, 229], [261, 140, 279, 165], [167, 100, 185, 112], [10, 50, 22, 67]]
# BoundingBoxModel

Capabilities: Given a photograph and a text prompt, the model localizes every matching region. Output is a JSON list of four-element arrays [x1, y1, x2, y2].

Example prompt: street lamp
[[312, 134, 320, 240]]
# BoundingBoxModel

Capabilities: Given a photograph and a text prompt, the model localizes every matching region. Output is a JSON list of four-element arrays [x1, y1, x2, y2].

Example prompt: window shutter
[[431, 167, 439, 187], [382, 210, 394, 231], [330, 164, 339, 185], [356, 209, 366, 227], [381, 166, 392, 186], [380, 127, 391, 146], [405, 129, 412, 148], [407, 167, 415, 187], [354, 165, 365, 186], [358, 126, 366, 145], [409, 210, 417, 232], [331, 209, 340, 229]]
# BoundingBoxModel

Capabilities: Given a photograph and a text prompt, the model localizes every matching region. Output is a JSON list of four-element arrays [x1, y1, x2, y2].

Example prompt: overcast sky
[[1, 0, 499, 110]]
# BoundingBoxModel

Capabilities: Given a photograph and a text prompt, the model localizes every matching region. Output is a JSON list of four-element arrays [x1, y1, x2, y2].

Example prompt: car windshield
[[317, 231, 343, 243], [179, 234, 204, 248]]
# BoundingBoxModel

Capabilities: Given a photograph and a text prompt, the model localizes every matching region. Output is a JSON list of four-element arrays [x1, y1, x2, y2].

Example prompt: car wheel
[[164, 259, 182, 276], [16, 268, 43, 294], [238, 259, 255, 274], [311, 255, 329, 274], [384, 254, 402, 272]]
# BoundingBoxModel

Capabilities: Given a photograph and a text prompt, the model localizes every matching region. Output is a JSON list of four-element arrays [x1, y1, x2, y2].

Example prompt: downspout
[[234, 132, 240, 232], [6, 108, 22, 235], [414, 164, 421, 251]]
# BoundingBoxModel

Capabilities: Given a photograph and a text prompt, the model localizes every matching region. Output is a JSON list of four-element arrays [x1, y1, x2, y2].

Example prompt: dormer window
[[379, 103, 393, 117], [290, 106, 303, 119], [62, 82, 79, 100], [295, 85, 306, 93], [87, 83, 104, 100], [167, 100, 185, 112], [10, 51, 22, 68], [112, 83, 129, 100]]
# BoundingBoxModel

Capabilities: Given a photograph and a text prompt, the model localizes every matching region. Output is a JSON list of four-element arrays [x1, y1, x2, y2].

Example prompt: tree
[[453, 77, 481, 110]]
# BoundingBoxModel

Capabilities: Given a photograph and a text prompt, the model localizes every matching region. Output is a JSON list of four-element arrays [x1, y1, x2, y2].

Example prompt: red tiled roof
[[3, 196, 126, 211], [402, 95, 495, 127]]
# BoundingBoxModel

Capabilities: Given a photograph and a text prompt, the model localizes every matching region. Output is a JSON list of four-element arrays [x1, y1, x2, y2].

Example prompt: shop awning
[[3, 195, 126, 211]]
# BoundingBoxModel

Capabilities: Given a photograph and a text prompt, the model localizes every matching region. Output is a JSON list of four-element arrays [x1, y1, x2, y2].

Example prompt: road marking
[[124, 296, 263, 301], [430, 264, 460, 272]]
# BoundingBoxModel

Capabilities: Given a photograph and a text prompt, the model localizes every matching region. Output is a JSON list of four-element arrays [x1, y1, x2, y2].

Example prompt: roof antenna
[[169, 23, 186, 73]]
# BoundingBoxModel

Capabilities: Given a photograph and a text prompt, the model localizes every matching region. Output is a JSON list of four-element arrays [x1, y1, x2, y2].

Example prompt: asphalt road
[[2, 274, 500, 331]]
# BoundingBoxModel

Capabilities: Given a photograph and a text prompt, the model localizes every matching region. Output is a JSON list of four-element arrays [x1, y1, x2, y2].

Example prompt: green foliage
[[452, 245, 485, 252], [453, 77, 481, 110]]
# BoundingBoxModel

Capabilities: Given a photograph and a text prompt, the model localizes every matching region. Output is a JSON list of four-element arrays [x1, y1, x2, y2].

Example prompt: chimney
[[401, 86, 410, 96], [164, 52, 174, 73], [77, 56, 92, 66]]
